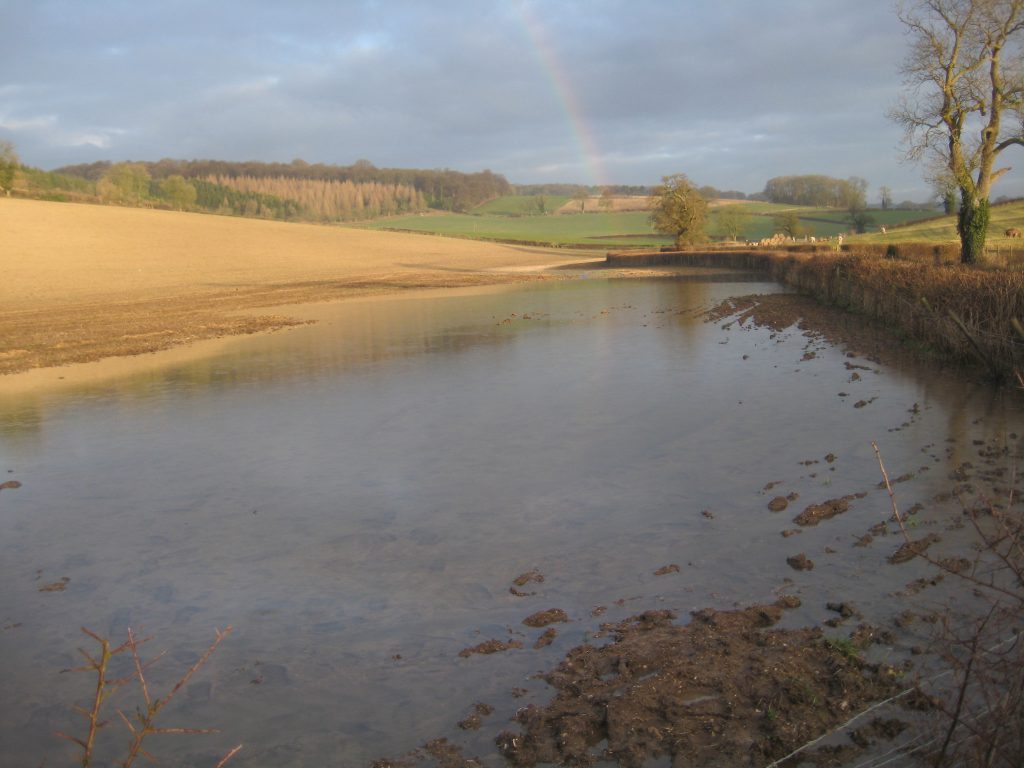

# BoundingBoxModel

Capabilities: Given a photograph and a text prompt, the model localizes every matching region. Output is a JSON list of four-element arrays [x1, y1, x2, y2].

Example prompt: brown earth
[[378, 601, 905, 768], [0, 198, 595, 379], [494, 603, 902, 768], [554, 196, 652, 214]]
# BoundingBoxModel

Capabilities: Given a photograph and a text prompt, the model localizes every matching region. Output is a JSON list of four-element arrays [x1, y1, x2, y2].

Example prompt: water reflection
[[1, 273, 1022, 766]]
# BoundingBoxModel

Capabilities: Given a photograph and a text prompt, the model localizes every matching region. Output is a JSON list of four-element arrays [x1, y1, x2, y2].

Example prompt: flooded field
[[2, 272, 1022, 766]]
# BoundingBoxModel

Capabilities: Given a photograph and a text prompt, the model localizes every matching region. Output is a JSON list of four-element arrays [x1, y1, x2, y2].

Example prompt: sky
[[3, 0, 1021, 202]]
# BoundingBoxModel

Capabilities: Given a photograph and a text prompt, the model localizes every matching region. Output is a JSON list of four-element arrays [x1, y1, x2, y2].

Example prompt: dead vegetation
[[56, 625, 238, 768], [875, 442, 1024, 767]]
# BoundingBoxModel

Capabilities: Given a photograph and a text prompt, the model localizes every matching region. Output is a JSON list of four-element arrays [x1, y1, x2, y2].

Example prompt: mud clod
[[888, 534, 941, 565], [522, 609, 568, 628], [510, 569, 545, 597], [458, 639, 523, 658], [39, 576, 70, 593], [533, 628, 558, 649], [787, 553, 815, 571], [793, 496, 856, 526]]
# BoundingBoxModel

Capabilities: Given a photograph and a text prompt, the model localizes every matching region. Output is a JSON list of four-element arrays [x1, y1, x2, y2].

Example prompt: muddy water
[[2, 272, 1022, 766]]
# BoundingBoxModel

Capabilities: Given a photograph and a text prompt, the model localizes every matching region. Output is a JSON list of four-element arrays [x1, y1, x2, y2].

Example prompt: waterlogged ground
[[1, 272, 1022, 767]]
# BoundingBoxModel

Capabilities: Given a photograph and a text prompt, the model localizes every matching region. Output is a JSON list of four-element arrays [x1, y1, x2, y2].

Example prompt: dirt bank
[[0, 198, 595, 377]]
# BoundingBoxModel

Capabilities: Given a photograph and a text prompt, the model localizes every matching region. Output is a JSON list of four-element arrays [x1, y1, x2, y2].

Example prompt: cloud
[[0, 113, 57, 132], [0, 0, 1018, 199]]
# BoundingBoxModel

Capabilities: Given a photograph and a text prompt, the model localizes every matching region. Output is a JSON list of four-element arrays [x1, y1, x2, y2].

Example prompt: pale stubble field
[[1, 198, 591, 378]]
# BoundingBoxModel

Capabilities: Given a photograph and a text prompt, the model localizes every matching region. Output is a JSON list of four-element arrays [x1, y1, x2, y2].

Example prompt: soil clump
[[376, 600, 902, 768], [494, 601, 899, 767]]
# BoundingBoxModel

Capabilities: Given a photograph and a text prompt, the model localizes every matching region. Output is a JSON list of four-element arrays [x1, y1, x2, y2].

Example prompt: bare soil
[[0, 198, 593, 377], [493, 602, 900, 768], [377, 601, 905, 768]]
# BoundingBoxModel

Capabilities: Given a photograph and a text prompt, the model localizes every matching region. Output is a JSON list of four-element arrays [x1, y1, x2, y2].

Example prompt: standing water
[[1, 272, 1021, 766]]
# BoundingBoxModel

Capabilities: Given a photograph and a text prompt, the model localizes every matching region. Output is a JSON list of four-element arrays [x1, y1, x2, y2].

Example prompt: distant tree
[[848, 207, 876, 233], [534, 194, 548, 215], [572, 187, 589, 212], [891, 0, 1024, 263], [599, 187, 614, 212], [98, 163, 151, 205], [715, 203, 752, 241], [842, 176, 873, 232], [927, 162, 961, 214], [879, 185, 893, 210], [773, 211, 806, 238], [649, 173, 708, 248], [839, 176, 869, 211], [160, 175, 197, 210], [0, 140, 19, 195], [763, 174, 869, 207]]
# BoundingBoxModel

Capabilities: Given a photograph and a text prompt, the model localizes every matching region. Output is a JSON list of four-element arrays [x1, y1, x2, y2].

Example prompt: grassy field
[[361, 209, 672, 248], [471, 195, 571, 215], [850, 199, 1024, 245], [365, 197, 944, 247], [710, 203, 942, 241]]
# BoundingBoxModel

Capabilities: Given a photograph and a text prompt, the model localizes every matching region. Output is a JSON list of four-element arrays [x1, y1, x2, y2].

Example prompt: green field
[[360, 197, 1007, 249], [360, 210, 672, 248], [471, 194, 570, 216], [710, 203, 942, 241], [851, 199, 1024, 244]]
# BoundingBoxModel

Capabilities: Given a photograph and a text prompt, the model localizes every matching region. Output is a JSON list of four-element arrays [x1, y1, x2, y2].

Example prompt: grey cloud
[[1, 0, 1019, 199]]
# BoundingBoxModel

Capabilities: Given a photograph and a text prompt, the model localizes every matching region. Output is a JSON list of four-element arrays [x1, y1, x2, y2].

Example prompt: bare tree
[[572, 186, 589, 212], [891, 0, 1024, 263]]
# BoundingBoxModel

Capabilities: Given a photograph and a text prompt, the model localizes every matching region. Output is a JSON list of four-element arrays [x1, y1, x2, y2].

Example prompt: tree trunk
[[957, 192, 989, 265]]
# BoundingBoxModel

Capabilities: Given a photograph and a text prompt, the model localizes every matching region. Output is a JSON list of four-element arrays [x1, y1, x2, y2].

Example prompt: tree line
[[54, 158, 510, 213], [202, 175, 427, 221], [761, 175, 869, 208]]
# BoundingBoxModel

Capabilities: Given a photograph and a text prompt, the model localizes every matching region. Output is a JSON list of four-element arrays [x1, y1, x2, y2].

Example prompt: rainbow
[[514, 3, 609, 187]]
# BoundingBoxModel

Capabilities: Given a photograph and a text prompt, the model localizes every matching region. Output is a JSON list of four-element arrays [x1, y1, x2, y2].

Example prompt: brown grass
[[0, 198, 591, 375], [553, 196, 651, 214]]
